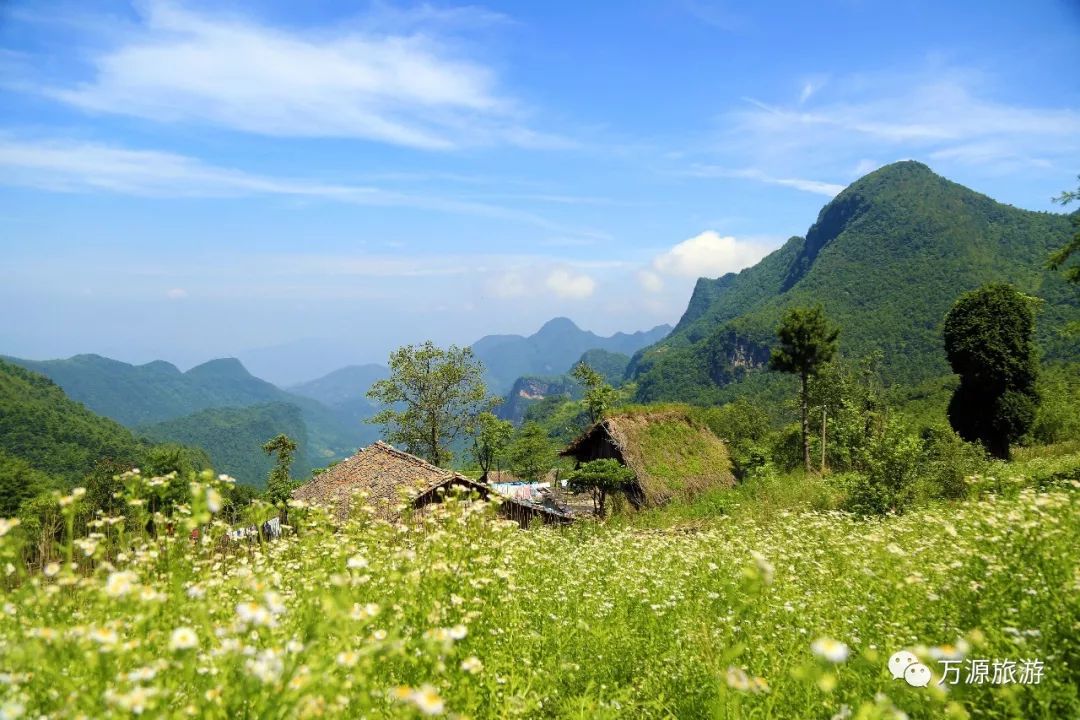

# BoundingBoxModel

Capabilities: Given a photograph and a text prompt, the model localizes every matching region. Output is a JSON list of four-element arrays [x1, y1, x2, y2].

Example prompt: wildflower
[[0, 700, 25, 719], [461, 656, 483, 674], [448, 624, 468, 640], [127, 667, 157, 682], [43, 563, 60, 578], [169, 627, 198, 651], [0, 518, 20, 537], [749, 550, 775, 585], [236, 602, 273, 627], [335, 651, 358, 667], [206, 489, 222, 514], [411, 685, 445, 716], [812, 637, 850, 663], [726, 666, 751, 690], [89, 627, 119, 647], [104, 571, 137, 598], [346, 554, 368, 570]]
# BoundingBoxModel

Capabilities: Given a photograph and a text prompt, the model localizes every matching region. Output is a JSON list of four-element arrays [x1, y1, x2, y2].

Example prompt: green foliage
[[697, 398, 772, 479], [521, 396, 590, 446], [508, 422, 554, 482], [633, 161, 1080, 404], [3, 465, 1078, 718], [574, 349, 631, 386], [944, 283, 1039, 459], [0, 451, 57, 518], [140, 403, 308, 488], [0, 359, 148, 487], [566, 458, 635, 516], [470, 412, 513, 476], [769, 305, 839, 471], [263, 434, 298, 507], [1027, 362, 1080, 444], [368, 342, 496, 467], [570, 361, 619, 424], [1049, 179, 1080, 284]]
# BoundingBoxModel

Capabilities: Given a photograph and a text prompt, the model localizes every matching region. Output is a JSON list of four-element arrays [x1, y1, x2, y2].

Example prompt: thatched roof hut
[[560, 407, 734, 506], [292, 441, 572, 527]]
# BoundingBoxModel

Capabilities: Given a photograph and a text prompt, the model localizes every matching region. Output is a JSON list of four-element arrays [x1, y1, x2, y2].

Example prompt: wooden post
[[820, 405, 827, 475]]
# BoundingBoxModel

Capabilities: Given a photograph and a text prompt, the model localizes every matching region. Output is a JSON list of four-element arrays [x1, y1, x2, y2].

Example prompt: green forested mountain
[[139, 403, 309, 487], [471, 317, 670, 393], [0, 359, 147, 486], [575, 349, 631, 385], [3, 354, 364, 467], [631, 161, 1080, 403]]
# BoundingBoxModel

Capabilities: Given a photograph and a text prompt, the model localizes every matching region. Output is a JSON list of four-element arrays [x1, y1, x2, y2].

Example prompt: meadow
[[0, 459, 1078, 720]]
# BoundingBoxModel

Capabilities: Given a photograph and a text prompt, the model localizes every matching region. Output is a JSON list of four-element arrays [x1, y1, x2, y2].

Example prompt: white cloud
[[165, 288, 188, 300], [545, 268, 596, 299], [487, 272, 528, 299], [637, 270, 664, 293], [38, 1, 562, 150], [0, 136, 593, 233], [689, 166, 844, 197], [719, 68, 1080, 176], [649, 231, 773, 279]]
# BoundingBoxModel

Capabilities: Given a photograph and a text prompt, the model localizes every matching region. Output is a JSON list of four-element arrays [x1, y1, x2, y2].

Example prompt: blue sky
[[1, 0, 1078, 380]]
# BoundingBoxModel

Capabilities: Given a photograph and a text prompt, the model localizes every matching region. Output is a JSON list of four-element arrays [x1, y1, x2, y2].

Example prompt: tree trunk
[[800, 371, 811, 473]]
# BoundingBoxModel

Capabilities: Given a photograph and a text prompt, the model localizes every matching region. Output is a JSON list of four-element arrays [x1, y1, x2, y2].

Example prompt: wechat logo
[[889, 650, 931, 687]]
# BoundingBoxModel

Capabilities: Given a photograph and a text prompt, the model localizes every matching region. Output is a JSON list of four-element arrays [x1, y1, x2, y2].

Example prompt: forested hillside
[[139, 403, 310, 487], [0, 359, 147, 486], [4, 354, 362, 466], [631, 161, 1080, 403]]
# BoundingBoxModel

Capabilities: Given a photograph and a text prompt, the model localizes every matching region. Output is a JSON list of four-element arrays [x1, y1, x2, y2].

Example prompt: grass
[[0, 463, 1078, 719]]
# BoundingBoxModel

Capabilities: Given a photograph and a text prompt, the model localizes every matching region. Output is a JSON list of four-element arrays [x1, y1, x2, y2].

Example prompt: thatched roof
[[292, 441, 481, 520], [561, 408, 734, 506]]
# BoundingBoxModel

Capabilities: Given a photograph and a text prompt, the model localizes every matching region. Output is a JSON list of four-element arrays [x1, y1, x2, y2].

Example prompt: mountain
[[576, 349, 631, 386], [288, 364, 387, 448], [0, 359, 148, 486], [472, 317, 671, 393], [140, 403, 310, 487], [497, 375, 581, 424], [3, 354, 365, 479], [631, 161, 1080, 403]]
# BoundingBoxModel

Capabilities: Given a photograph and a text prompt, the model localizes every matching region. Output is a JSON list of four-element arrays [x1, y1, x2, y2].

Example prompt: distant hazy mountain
[[288, 364, 388, 446], [472, 317, 671, 393], [630, 161, 1080, 403], [3, 354, 365, 484]]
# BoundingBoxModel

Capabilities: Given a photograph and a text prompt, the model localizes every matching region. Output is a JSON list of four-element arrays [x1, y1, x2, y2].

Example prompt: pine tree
[[769, 306, 840, 472]]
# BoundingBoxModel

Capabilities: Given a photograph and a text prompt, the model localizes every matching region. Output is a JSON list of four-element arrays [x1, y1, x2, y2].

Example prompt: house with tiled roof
[[292, 441, 572, 527]]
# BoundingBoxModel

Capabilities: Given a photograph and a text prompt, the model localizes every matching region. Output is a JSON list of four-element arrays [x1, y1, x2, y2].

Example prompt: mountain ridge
[[631, 161, 1079, 403]]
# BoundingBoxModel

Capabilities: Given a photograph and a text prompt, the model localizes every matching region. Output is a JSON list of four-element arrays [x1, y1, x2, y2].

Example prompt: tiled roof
[[292, 441, 457, 520]]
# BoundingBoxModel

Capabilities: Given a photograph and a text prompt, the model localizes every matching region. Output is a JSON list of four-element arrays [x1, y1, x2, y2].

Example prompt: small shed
[[292, 441, 571, 528], [560, 407, 735, 507]]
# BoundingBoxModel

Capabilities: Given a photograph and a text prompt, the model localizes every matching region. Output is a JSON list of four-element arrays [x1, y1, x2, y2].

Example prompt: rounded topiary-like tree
[[943, 283, 1039, 460]]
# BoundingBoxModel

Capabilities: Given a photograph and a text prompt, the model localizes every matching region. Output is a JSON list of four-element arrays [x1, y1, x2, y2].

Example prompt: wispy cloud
[[32, 1, 566, 150], [689, 166, 845, 197], [718, 67, 1080, 176], [0, 136, 599, 234]]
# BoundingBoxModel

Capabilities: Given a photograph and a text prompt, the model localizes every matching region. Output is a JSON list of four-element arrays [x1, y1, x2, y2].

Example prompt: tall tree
[[367, 342, 496, 467], [471, 412, 513, 479], [1049, 179, 1080, 284], [262, 434, 297, 507], [571, 361, 618, 424], [943, 284, 1039, 460], [769, 306, 840, 472], [508, 422, 554, 482]]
